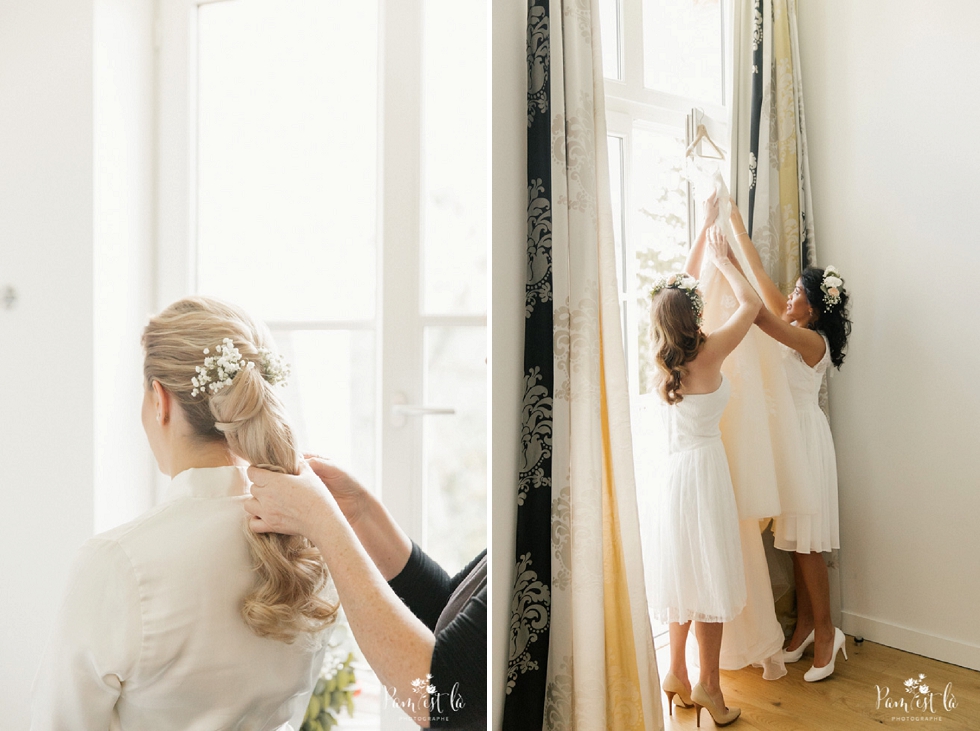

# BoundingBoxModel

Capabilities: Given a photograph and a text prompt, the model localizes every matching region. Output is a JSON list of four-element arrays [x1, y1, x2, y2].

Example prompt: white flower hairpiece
[[190, 338, 290, 397], [820, 265, 844, 312], [650, 272, 704, 325], [258, 347, 290, 387]]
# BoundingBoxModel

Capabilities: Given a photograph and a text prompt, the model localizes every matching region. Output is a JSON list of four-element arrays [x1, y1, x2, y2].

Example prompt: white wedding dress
[[688, 159, 817, 679]]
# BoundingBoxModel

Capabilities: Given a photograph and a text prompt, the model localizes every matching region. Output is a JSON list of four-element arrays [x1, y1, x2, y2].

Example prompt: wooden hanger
[[685, 123, 726, 160]]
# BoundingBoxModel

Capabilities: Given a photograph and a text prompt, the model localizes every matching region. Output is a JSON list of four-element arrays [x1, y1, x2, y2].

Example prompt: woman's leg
[[796, 551, 834, 667], [786, 552, 815, 651], [694, 621, 728, 709], [669, 621, 693, 692]]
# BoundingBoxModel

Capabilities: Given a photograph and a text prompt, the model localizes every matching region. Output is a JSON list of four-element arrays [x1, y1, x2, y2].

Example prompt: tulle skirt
[[773, 405, 840, 553], [650, 440, 746, 624]]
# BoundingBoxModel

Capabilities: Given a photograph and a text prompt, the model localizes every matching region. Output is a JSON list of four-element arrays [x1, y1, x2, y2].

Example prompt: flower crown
[[190, 338, 290, 397], [820, 266, 845, 313], [650, 272, 704, 324]]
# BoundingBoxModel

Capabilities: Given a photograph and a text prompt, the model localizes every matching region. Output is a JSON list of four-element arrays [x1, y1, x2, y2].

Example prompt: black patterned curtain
[[502, 2, 553, 729]]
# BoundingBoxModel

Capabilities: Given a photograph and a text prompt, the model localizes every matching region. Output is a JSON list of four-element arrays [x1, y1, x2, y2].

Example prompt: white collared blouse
[[31, 466, 331, 731]]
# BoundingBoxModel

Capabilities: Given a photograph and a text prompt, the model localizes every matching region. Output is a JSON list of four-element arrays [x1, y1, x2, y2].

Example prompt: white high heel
[[783, 629, 814, 663], [803, 628, 848, 682]]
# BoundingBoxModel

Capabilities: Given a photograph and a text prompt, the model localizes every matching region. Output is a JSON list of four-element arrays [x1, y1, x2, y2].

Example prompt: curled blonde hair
[[650, 288, 706, 405], [142, 296, 337, 642]]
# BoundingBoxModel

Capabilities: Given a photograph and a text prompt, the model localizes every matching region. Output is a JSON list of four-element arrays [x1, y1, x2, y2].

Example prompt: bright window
[[601, 0, 733, 636], [157, 1, 486, 727]]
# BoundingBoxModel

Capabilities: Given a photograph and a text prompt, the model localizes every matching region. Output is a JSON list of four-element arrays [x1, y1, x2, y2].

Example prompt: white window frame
[[604, 0, 733, 400]]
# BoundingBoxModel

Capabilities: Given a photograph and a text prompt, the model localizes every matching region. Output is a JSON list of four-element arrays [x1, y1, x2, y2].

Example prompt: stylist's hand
[[245, 461, 335, 536], [303, 455, 370, 528]]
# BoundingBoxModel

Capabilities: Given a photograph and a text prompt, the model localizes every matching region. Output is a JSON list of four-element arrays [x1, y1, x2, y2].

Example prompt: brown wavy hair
[[142, 296, 337, 643], [650, 288, 707, 405]]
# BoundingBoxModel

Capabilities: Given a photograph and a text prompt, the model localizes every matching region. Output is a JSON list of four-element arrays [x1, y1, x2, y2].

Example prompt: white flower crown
[[650, 272, 704, 325], [820, 265, 844, 313], [190, 338, 290, 397]]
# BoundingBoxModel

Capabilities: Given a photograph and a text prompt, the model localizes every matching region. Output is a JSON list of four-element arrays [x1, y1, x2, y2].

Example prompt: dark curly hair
[[799, 266, 852, 369]]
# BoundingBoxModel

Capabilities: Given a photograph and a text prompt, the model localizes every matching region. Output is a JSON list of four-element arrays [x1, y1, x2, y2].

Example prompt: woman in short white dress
[[729, 202, 853, 682], [650, 227, 761, 727]]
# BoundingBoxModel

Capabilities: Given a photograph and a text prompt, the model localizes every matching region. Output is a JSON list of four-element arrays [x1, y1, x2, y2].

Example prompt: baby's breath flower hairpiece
[[190, 338, 290, 397], [820, 265, 844, 313], [191, 338, 250, 397], [650, 272, 704, 325], [258, 347, 290, 387]]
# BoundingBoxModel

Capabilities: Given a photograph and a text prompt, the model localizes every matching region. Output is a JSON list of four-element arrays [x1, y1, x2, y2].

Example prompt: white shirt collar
[[165, 466, 250, 501]]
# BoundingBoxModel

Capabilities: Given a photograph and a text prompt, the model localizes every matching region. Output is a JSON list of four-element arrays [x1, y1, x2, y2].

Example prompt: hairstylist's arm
[[244, 463, 434, 727], [302, 456, 413, 580]]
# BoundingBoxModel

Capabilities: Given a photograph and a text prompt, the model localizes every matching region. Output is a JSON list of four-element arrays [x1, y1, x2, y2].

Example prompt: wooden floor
[[655, 632, 980, 730]]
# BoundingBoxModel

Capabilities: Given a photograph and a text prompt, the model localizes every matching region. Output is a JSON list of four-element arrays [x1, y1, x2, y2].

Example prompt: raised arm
[[684, 192, 719, 278], [729, 200, 787, 316], [754, 306, 827, 367], [245, 463, 435, 727], [699, 227, 762, 365]]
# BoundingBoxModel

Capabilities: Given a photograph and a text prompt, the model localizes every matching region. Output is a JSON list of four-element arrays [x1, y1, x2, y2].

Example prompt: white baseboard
[[841, 610, 980, 672]]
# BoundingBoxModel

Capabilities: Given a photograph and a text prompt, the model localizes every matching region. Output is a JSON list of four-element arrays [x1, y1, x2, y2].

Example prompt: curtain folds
[[505, 1, 660, 728], [731, 0, 841, 630]]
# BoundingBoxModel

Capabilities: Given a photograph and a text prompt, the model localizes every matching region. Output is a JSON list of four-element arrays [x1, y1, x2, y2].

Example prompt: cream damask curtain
[[504, 1, 660, 729], [730, 0, 841, 628]]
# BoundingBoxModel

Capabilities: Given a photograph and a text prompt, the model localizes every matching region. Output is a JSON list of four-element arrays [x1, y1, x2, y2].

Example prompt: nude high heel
[[661, 671, 693, 715], [803, 627, 848, 682], [691, 683, 741, 727], [783, 629, 815, 663]]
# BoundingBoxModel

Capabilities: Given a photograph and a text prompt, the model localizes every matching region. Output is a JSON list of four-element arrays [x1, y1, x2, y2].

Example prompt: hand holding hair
[[245, 461, 335, 537], [303, 454, 370, 528]]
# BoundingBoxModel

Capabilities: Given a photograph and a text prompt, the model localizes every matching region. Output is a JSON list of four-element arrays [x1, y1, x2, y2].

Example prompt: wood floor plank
[[655, 633, 979, 730]]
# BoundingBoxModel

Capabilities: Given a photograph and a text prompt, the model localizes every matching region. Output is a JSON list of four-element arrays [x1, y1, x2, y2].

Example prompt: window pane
[[197, 0, 378, 322], [272, 329, 376, 492], [421, 0, 487, 315], [631, 126, 689, 395], [608, 135, 626, 289], [599, 0, 622, 80], [643, 0, 723, 104], [423, 326, 487, 574]]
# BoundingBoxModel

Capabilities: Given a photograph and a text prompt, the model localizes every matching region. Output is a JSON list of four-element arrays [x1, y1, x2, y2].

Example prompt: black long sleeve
[[388, 543, 487, 729]]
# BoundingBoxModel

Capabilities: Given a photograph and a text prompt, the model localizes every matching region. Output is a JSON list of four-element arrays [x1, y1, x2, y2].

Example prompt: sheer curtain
[[730, 0, 841, 630], [504, 1, 660, 729]]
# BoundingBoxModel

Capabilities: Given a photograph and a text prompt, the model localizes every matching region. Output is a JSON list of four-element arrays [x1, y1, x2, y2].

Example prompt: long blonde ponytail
[[142, 296, 337, 642]]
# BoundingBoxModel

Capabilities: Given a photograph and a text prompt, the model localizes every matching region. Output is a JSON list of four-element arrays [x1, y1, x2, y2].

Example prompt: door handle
[[391, 404, 456, 416], [390, 392, 456, 427]]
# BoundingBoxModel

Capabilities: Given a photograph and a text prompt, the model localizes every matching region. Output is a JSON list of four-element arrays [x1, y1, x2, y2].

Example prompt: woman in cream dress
[[31, 297, 337, 730]]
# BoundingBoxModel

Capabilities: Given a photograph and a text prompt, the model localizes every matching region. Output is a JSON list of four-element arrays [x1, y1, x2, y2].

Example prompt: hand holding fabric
[[703, 191, 719, 228]]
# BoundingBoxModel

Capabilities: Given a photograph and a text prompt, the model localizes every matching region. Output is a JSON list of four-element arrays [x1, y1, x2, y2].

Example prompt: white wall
[[0, 0, 155, 725], [94, 0, 156, 531], [798, 0, 980, 669], [491, 0, 527, 727]]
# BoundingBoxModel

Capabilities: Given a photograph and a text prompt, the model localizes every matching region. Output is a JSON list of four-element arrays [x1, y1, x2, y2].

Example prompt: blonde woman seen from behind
[[650, 227, 761, 728], [31, 296, 337, 730]]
